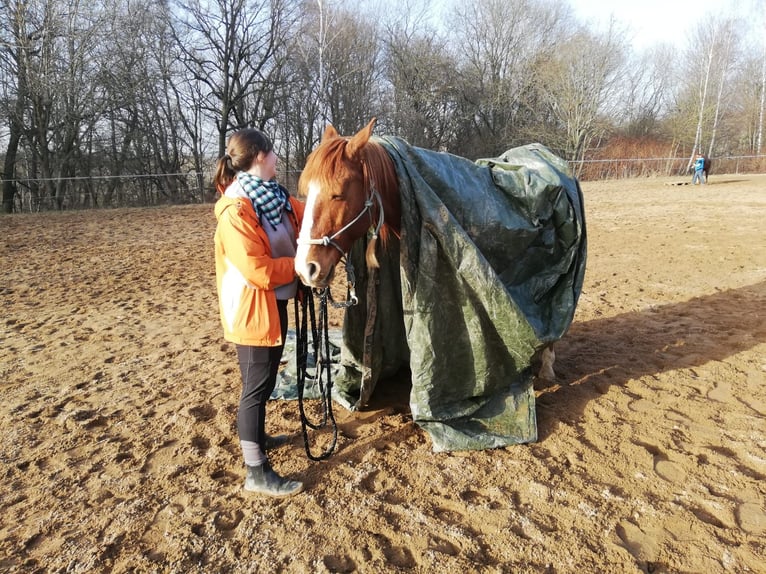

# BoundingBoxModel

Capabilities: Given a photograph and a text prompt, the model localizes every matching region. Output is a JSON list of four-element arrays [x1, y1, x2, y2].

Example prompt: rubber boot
[[244, 461, 304, 497], [264, 434, 289, 450]]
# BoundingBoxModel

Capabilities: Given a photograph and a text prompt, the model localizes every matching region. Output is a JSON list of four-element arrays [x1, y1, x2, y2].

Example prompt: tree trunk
[[690, 34, 715, 169], [708, 23, 735, 157], [758, 34, 766, 154], [2, 126, 22, 213]]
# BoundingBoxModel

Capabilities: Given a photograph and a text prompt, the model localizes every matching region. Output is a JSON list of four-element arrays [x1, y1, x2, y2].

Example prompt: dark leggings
[[235, 299, 288, 449]]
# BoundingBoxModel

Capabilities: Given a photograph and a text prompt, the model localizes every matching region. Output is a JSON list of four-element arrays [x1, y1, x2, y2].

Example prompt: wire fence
[[573, 154, 766, 181], [0, 168, 309, 213], [2, 155, 765, 213], [2, 171, 208, 213]]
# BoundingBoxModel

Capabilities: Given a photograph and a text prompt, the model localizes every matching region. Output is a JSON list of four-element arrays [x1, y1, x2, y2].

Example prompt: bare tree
[[96, 0, 184, 204], [707, 18, 740, 157], [535, 24, 627, 166], [620, 44, 677, 138], [3, 0, 111, 210], [277, 21, 324, 176], [314, 0, 334, 124], [272, 0, 350, 179], [2, 0, 766, 214], [672, 13, 742, 172], [0, 0, 29, 212], [756, 6, 766, 154], [381, 4, 460, 150], [451, 0, 573, 157], [731, 53, 766, 153], [280, 2, 381, 147], [172, 0, 299, 156], [321, 11, 382, 135]]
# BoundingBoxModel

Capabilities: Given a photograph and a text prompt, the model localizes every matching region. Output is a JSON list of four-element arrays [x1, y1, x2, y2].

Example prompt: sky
[[568, 0, 746, 51]]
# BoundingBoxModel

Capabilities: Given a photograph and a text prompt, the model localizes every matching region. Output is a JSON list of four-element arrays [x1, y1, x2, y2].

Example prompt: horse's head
[[295, 118, 384, 288]]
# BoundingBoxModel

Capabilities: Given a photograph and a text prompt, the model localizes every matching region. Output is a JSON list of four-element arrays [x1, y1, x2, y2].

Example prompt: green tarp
[[280, 138, 586, 452], [326, 138, 587, 451]]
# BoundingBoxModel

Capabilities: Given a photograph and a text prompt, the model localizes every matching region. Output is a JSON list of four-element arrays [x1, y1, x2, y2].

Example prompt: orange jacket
[[214, 189, 305, 347]]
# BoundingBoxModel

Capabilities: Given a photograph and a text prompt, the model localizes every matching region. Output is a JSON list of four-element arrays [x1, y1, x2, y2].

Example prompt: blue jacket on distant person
[[692, 154, 706, 184]]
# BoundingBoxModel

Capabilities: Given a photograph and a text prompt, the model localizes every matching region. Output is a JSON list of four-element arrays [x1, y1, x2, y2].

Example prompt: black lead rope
[[294, 285, 338, 461]]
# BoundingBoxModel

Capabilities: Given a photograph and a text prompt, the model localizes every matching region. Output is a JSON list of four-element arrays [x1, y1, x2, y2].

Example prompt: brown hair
[[213, 128, 274, 194]]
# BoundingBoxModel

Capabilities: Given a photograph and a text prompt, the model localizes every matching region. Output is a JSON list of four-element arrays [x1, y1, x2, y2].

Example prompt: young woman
[[213, 128, 305, 497]]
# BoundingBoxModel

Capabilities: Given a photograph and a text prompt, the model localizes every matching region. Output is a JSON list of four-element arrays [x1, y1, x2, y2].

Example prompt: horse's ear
[[346, 118, 377, 159], [322, 124, 339, 141]]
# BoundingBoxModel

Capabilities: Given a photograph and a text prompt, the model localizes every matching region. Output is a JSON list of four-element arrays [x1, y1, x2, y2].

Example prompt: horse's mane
[[364, 138, 399, 208], [299, 137, 348, 197]]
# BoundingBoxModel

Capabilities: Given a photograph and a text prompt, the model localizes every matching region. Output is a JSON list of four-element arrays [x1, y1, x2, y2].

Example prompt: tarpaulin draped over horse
[[331, 137, 587, 451]]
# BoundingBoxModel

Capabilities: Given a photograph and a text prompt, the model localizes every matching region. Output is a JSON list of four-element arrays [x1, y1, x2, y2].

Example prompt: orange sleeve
[[218, 206, 295, 290]]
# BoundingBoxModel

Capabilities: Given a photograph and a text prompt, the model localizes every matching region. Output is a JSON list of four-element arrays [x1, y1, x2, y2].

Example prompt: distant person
[[692, 152, 706, 185], [213, 128, 305, 497]]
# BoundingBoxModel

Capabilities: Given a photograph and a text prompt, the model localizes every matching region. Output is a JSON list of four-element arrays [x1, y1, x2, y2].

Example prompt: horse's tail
[[704, 157, 712, 175]]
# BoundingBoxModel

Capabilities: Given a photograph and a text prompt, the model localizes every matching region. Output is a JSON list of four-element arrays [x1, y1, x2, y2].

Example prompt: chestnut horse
[[294, 118, 398, 288], [294, 118, 557, 380]]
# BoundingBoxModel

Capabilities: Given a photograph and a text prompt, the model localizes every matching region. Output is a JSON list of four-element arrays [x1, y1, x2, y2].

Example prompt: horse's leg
[[538, 345, 556, 380]]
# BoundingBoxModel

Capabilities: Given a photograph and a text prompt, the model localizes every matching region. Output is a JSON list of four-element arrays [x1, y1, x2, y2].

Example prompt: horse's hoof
[[537, 366, 556, 381]]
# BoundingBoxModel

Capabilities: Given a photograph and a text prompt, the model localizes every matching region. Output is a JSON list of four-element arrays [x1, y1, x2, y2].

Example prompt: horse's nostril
[[306, 262, 319, 281]]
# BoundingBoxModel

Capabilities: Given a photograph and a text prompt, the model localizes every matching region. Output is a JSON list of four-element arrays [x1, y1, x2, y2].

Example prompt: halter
[[298, 161, 385, 257]]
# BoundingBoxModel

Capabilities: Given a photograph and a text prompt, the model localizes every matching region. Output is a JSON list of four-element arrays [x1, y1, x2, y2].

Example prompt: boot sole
[[243, 482, 304, 498]]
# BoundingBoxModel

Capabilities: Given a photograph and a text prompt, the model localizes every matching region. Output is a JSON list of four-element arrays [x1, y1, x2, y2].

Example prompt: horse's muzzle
[[295, 260, 335, 289]]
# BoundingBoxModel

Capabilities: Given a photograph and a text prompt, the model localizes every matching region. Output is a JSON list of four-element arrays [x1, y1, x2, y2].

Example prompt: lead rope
[[294, 259, 361, 460], [294, 284, 338, 461]]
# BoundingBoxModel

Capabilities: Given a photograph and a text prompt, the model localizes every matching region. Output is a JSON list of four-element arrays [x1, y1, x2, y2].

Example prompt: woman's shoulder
[[288, 195, 305, 214]]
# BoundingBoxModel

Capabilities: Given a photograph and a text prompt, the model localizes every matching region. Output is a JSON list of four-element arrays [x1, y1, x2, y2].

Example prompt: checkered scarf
[[236, 172, 291, 229]]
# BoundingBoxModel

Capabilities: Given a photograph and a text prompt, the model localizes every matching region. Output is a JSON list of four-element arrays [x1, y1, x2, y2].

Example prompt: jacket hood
[[215, 193, 252, 222], [215, 179, 255, 221]]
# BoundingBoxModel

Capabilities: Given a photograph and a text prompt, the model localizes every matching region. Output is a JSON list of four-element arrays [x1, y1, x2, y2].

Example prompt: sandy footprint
[[627, 398, 656, 414], [364, 532, 417, 570], [654, 457, 687, 484], [321, 554, 356, 573], [737, 369, 766, 415], [633, 441, 688, 484], [616, 520, 660, 563], [664, 409, 692, 426], [427, 535, 459, 557], [707, 382, 735, 404], [735, 502, 766, 535]]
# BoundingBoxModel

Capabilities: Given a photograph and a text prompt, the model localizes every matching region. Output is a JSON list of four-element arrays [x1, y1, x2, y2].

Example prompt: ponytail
[[213, 154, 235, 195]]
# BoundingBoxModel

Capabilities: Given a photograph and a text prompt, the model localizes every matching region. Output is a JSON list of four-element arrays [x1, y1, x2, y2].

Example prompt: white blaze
[[294, 180, 320, 282]]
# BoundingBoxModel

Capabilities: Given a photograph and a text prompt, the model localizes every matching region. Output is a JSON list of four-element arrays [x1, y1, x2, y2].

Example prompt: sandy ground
[[1, 174, 765, 573]]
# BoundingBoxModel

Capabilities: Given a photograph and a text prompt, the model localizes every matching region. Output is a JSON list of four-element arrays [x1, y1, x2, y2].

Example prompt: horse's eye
[[331, 193, 344, 201]]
